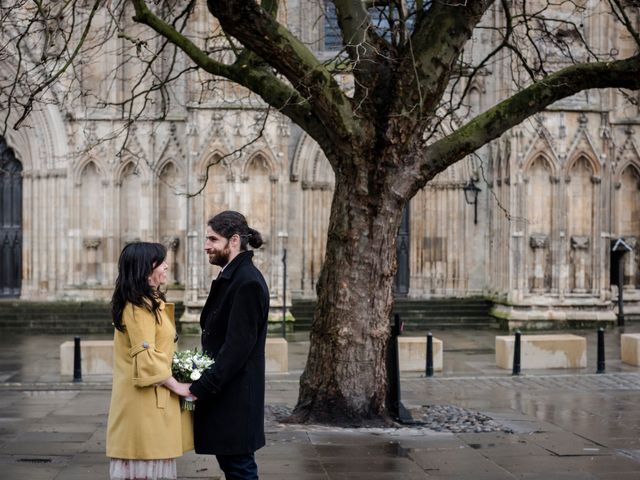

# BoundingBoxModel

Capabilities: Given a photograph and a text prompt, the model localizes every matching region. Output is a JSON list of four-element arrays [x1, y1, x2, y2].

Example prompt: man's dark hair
[[208, 210, 264, 250]]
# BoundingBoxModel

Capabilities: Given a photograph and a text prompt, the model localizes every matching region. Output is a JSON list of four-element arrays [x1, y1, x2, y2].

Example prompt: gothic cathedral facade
[[1, 2, 639, 328]]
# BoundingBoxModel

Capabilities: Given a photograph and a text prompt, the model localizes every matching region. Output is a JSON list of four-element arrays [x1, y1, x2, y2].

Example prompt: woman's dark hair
[[111, 242, 167, 332], [208, 210, 263, 250]]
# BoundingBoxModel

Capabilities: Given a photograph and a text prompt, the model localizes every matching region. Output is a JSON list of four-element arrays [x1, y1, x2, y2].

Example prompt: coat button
[[142, 341, 149, 348]]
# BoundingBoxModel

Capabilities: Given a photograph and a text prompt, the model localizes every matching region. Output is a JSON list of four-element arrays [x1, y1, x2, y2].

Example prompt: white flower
[[173, 349, 214, 383]]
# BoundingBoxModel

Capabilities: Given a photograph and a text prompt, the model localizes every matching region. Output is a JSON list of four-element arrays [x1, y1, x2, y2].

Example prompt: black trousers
[[216, 453, 258, 480]]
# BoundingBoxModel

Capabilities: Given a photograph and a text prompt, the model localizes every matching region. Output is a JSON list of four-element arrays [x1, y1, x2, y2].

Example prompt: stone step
[[290, 298, 496, 330], [290, 300, 492, 310], [404, 322, 499, 330], [0, 301, 185, 334]]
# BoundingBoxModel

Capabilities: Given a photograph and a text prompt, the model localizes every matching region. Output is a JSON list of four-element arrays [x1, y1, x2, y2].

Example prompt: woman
[[106, 242, 193, 480]]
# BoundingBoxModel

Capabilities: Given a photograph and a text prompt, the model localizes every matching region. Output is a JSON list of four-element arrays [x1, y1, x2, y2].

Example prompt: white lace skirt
[[109, 458, 177, 480]]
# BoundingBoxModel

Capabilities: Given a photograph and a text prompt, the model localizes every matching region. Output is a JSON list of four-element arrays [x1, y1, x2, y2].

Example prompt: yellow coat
[[106, 301, 193, 460]]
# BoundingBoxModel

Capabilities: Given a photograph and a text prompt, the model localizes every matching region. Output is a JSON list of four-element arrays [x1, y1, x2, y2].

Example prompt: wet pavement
[[1, 326, 640, 479]]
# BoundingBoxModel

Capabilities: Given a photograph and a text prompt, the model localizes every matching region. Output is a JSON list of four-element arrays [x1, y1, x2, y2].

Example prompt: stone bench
[[398, 336, 443, 372], [621, 333, 640, 366], [60, 338, 289, 376], [495, 334, 586, 370]]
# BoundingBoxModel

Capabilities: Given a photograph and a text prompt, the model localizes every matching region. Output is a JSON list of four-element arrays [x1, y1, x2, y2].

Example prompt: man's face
[[205, 226, 231, 267]]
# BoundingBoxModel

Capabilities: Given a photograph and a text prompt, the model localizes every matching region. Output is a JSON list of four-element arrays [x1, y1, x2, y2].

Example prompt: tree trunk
[[290, 174, 404, 425]]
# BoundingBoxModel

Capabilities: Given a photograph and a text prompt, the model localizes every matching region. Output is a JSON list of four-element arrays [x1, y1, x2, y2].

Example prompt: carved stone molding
[[163, 236, 180, 251], [83, 237, 101, 249], [425, 181, 466, 190], [571, 236, 590, 250], [529, 234, 549, 249], [301, 180, 333, 191], [122, 235, 141, 245], [278, 116, 291, 137], [578, 112, 588, 126]]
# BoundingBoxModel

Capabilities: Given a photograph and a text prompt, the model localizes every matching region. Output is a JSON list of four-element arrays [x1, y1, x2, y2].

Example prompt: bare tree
[[2, 0, 639, 424]]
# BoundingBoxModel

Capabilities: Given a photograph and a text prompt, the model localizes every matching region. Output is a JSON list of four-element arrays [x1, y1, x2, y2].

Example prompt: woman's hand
[[174, 382, 193, 398], [161, 377, 194, 397]]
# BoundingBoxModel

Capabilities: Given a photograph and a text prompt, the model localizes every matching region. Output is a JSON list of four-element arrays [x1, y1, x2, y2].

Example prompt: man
[[189, 211, 270, 480]]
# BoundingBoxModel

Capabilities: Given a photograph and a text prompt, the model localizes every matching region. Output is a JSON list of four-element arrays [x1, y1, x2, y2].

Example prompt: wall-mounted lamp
[[463, 179, 481, 225]]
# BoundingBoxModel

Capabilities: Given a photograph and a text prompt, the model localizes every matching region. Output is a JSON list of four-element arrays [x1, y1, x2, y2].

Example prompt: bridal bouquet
[[172, 349, 214, 411]]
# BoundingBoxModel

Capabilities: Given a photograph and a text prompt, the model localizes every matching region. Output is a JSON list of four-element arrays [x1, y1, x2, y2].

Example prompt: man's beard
[[208, 245, 231, 267]]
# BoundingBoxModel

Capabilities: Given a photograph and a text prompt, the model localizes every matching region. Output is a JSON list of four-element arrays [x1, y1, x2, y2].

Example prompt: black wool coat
[[189, 250, 270, 455]]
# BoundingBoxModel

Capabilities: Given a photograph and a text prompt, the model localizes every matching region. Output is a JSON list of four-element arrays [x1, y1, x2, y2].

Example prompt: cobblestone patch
[[419, 405, 513, 434], [265, 404, 513, 435]]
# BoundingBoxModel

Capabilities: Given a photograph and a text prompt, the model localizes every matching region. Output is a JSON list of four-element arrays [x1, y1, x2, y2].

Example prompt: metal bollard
[[596, 328, 605, 374], [387, 314, 401, 419], [425, 332, 434, 377], [386, 314, 411, 423], [73, 336, 82, 382], [512, 329, 521, 376]]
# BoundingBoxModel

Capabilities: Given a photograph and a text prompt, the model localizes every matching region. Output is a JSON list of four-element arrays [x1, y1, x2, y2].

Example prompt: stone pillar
[[529, 234, 548, 293], [163, 236, 180, 285], [83, 237, 101, 286], [571, 236, 590, 293]]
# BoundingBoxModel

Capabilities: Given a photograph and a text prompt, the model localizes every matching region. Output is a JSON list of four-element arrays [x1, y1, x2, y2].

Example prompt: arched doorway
[[0, 137, 22, 297]]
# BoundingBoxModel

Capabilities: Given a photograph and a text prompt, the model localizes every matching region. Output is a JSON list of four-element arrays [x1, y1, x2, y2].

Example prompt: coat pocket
[[155, 385, 168, 409]]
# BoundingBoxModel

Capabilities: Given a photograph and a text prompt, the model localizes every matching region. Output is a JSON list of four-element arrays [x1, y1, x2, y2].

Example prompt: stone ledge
[[491, 303, 616, 331], [60, 338, 289, 376], [495, 334, 587, 370], [398, 336, 443, 372], [621, 333, 640, 366]]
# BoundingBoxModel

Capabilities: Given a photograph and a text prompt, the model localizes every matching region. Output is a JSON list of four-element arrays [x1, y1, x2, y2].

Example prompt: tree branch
[[332, 0, 393, 117], [609, 0, 640, 49], [333, 0, 387, 64], [410, 54, 640, 194], [129, 0, 335, 155], [11, 0, 102, 129], [206, 0, 360, 146], [393, 0, 493, 117]]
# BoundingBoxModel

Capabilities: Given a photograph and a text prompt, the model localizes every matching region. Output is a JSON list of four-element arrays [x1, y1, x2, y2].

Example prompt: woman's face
[[148, 260, 168, 287]]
